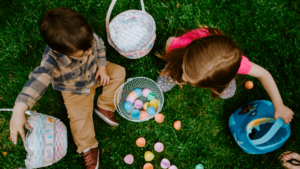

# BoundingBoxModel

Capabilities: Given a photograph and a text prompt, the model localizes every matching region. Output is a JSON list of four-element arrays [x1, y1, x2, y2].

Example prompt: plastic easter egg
[[150, 99, 159, 108], [195, 164, 204, 169], [147, 92, 156, 101], [134, 99, 143, 109], [169, 165, 178, 169], [136, 137, 146, 147], [133, 88, 142, 97], [144, 151, 155, 161], [143, 163, 153, 169], [124, 154, 134, 164], [139, 111, 151, 119], [160, 158, 171, 168], [146, 106, 156, 116], [154, 142, 164, 152], [244, 81, 254, 90], [143, 102, 150, 110], [124, 102, 134, 113], [142, 88, 152, 97], [128, 91, 138, 99], [126, 95, 136, 104], [173, 120, 181, 130], [155, 113, 164, 123], [131, 109, 141, 119]]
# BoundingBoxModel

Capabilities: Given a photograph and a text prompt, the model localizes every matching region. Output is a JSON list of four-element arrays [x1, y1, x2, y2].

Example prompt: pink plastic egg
[[134, 99, 143, 109], [169, 165, 178, 169], [154, 142, 164, 152], [142, 88, 152, 97], [160, 158, 171, 168], [124, 154, 134, 164], [126, 95, 136, 104]]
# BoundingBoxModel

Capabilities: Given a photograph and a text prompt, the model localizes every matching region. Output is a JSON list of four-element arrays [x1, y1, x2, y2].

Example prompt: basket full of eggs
[[114, 77, 164, 122]]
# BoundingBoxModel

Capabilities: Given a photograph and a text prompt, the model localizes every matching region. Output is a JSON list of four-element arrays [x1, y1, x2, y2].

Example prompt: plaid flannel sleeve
[[15, 55, 57, 109], [95, 34, 107, 67]]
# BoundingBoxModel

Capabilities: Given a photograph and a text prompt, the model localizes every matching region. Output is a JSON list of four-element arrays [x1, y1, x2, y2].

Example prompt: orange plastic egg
[[244, 81, 254, 90], [155, 113, 164, 123], [173, 120, 181, 130], [143, 163, 153, 169], [136, 137, 146, 147], [139, 111, 151, 119]]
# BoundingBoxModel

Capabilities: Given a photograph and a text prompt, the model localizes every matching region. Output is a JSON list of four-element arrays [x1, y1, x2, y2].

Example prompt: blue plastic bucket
[[229, 100, 291, 154]]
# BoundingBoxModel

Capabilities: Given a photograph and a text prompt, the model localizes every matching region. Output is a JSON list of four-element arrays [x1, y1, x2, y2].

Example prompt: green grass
[[0, 0, 300, 168]]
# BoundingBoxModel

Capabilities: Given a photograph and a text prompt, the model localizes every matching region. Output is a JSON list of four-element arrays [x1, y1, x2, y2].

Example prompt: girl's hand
[[10, 103, 32, 144], [95, 66, 110, 86], [274, 104, 294, 124]]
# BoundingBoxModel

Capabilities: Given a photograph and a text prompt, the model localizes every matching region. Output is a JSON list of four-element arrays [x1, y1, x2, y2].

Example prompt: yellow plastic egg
[[173, 120, 181, 130], [143, 102, 150, 110], [155, 113, 164, 123], [150, 99, 159, 108], [144, 151, 155, 161], [136, 137, 146, 147]]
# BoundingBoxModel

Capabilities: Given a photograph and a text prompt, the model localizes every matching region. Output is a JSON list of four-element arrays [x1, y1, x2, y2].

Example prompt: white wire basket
[[0, 109, 67, 168], [106, 0, 156, 59], [114, 77, 164, 122]]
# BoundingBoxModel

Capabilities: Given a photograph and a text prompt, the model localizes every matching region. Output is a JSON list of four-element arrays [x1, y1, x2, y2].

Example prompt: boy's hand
[[274, 104, 294, 124], [10, 103, 32, 144], [95, 66, 110, 86]]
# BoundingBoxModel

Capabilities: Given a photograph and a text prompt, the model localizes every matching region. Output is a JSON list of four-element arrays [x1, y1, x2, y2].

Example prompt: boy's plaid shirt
[[15, 33, 107, 109]]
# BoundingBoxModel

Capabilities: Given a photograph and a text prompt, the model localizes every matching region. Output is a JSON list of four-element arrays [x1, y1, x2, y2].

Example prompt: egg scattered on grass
[[136, 137, 146, 147], [144, 151, 155, 161], [154, 142, 164, 152], [173, 120, 181, 130], [160, 158, 171, 168], [244, 81, 254, 90], [124, 154, 134, 164], [155, 113, 164, 123], [143, 163, 153, 169]]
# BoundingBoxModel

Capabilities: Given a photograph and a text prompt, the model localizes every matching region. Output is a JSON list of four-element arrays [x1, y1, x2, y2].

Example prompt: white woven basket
[[114, 77, 164, 122], [0, 109, 67, 168], [106, 0, 156, 59]]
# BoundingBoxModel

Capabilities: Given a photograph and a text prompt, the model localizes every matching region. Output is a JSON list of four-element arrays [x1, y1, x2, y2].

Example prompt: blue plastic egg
[[124, 101, 134, 113], [133, 88, 142, 98], [131, 109, 141, 119], [146, 106, 156, 116]]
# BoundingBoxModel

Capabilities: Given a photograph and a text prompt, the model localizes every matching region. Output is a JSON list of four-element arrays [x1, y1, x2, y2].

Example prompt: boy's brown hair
[[39, 7, 93, 55], [158, 27, 242, 98]]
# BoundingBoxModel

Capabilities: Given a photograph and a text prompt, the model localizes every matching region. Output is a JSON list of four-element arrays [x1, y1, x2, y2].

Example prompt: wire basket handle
[[106, 0, 146, 49], [0, 108, 31, 115]]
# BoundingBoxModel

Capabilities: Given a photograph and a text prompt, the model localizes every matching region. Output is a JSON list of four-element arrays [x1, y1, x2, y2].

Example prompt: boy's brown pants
[[61, 62, 125, 153]]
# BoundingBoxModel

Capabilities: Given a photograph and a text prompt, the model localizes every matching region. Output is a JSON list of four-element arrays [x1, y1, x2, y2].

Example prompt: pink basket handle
[[106, 0, 146, 49]]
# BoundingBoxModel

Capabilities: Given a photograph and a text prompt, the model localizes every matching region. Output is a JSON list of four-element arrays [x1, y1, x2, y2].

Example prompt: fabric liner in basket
[[106, 0, 156, 59], [114, 77, 164, 122]]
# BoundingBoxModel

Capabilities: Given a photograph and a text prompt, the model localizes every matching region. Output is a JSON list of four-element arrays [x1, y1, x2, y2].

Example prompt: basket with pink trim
[[0, 109, 68, 168], [106, 0, 156, 59]]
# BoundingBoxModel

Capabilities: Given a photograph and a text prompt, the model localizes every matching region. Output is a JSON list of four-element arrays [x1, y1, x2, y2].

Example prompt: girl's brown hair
[[158, 27, 242, 98], [39, 7, 94, 55]]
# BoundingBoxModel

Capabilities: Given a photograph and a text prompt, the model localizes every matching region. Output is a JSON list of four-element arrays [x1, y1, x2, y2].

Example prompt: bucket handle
[[106, 0, 146, 49], [251, 118, 287, 145], [0, 108, 31, 115]]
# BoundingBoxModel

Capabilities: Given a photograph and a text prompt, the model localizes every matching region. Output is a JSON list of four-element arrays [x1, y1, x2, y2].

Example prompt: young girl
[[156, 26, 294, 124]]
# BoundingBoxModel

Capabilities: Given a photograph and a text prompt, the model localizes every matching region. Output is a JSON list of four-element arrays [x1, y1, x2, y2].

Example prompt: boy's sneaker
[[157, 65, 177, 92], [94, 107, 118, 127], [82, 148, 99, 169]]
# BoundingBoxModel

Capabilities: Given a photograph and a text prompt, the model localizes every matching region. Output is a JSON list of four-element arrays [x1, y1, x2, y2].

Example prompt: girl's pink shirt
[[168, 29, 251, 75]]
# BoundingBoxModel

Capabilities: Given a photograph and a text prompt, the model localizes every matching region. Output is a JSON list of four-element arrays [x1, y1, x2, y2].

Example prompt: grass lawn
[[0, 0, 300, 168]]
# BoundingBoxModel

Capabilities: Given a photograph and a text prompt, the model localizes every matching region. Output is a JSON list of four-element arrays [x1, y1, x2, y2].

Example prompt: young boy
[[9, 7, 125, 169]]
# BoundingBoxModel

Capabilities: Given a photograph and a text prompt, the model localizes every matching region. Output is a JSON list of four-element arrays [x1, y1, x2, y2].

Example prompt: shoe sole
[[94, 109, 119, 127]]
